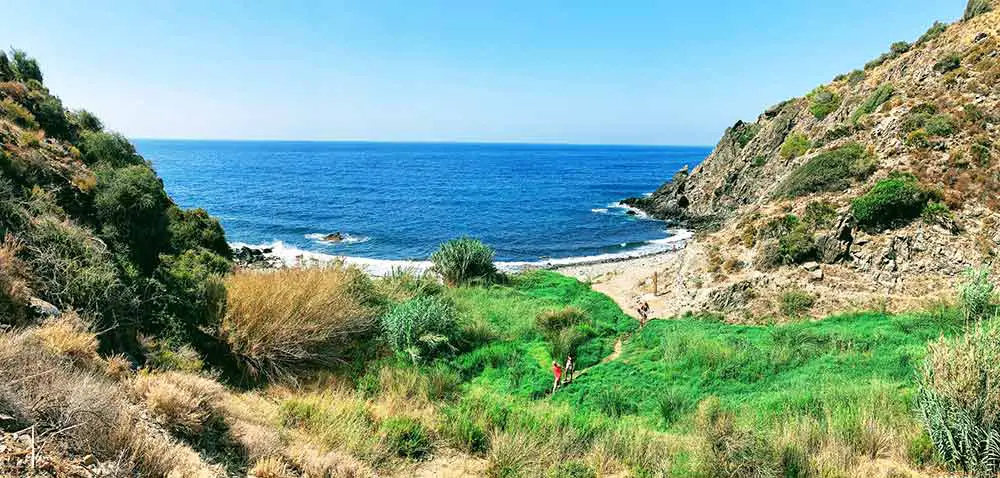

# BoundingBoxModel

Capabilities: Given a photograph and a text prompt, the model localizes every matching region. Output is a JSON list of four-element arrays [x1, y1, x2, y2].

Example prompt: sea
[[135, 140, 710, 274]]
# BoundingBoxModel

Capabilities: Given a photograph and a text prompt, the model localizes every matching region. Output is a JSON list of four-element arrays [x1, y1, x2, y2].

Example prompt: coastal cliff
[[621, 1, 1000, 319]]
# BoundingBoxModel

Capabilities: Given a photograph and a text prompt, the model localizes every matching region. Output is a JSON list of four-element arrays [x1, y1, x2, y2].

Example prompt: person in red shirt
[[551, 361, 563, 394]]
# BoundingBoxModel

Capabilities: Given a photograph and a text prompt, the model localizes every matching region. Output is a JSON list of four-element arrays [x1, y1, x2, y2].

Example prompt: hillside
[[625, 1, 1000, 319]]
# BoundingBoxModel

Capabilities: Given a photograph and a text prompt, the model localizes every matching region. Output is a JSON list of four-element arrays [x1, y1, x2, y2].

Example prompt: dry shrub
[[105, 353, 133, 380], [286, 441, 375, 478], [132, 371, 226, 436], [0, 234, 31, 325], [0, 325, 221, 476], [249, 456, 295, 478], [485, 429, 555, 478], [222, 265, 377, 382], [31, 312, 99, 365], [219, 392, 285, 461], [693, 396, 778, 478]]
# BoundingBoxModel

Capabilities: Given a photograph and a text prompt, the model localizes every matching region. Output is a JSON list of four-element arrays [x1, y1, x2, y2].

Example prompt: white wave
[[231, 229, 693, 277], [304, 232, 371, 245], [590, 208, 609, 214], [607, 201, 651, 219]]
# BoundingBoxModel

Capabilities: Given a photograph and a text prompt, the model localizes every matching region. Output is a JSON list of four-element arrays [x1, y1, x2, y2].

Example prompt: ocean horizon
[[136, 139, 710, 271]]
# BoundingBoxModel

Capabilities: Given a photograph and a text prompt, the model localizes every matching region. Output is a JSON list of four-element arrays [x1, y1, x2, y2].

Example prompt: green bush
[[780, 290, 815, 317], [778, 142, 873, 197], [658, 388, 691, 426], [916, 22, 948, 46], [67, 109, 103, 133], [964, 0, 993, 20], [441, 410, 489, 454], [733, 122, 761, 148], [7, 49, 42, 83], [382, 295, 458, 363], [822, 124, 854, 143], [959, 267, 995, 321], [906, 129, 931, 149], [851, 84, 894, 123], [79, 131, 144, 167], [851, 173, 934, 231], [94, 164, 170, 272], [430, 237, 497, 286], [917, 323, 1000, 475], [921, 201, 953, 226], [807, 86, 841, 120], [972, 137, 993, 166], [925, 115, 955, 136], [803, 201, 837, 229], [153, 249, 229, 341], [890, 41, 911, 55], [780, 133, 811, 160], [380, 416, 431, 459], [167, 207, 231, 258], [934, 53, 962, 73], [847, 69, 865, 85], [547, 326, 587, 363]]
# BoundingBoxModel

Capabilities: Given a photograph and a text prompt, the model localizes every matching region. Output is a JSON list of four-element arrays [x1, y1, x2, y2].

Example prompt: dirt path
[[572, 337, 624, 381]]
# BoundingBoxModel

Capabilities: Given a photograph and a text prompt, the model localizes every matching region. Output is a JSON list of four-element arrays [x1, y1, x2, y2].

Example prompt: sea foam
[[304, 232, 371, 244]]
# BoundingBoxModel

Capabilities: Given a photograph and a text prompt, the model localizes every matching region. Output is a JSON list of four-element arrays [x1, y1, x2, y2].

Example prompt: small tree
[[430, 237, 497, 286]]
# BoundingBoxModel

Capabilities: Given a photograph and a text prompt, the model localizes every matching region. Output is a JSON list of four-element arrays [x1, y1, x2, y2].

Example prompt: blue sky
[[3, 1, 964, 145]]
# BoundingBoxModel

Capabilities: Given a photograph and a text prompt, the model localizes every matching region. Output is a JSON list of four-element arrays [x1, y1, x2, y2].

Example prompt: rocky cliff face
[[628, 2, 1000, 319]]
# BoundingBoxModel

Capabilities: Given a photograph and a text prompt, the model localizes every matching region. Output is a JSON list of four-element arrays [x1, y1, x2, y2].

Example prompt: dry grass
[[132, 371, 226, 436], [221, 264, 378, 382], [249, 456, 296, 478], [0, 324, 223, 477], [31, 312, 99, 365]]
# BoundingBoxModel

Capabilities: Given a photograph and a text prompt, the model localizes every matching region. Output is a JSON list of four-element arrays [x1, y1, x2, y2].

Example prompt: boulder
[[29, 297, 60, 317], [323, 232, 344, 242]]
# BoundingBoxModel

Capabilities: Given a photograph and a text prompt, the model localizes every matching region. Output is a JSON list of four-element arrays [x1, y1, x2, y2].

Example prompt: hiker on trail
[[562, 356, 575, 385], [551, 361, 563, 394], [639, 302, 651, 327]]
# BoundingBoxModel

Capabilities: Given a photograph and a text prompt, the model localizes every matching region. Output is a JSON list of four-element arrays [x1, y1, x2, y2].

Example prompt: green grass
[[554, 311, 962, 431]]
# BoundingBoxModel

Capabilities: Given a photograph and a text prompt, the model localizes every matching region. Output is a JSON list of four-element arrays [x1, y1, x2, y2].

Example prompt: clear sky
[[2, 0, 965, 145]]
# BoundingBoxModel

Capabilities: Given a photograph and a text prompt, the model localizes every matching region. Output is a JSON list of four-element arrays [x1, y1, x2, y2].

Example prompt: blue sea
[[135, 140, 709, 269]]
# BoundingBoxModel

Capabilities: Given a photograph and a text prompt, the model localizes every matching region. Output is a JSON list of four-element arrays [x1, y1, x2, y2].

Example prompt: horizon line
[[129, 137, 714, 149]]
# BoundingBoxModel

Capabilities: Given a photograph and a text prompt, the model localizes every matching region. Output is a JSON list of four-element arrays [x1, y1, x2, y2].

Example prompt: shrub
[[167, 206, 231, 257], [972, 136, 993, 166], [547, 326, 587, 363], [758, 217, 817, 268], [0, 235, 31, 325], [964, 0, 993, 20], [68, 109, 103, 133], [441, 411, 489, 454], [906, 129, 931, 149], [934, 53, 962, 73], [822, 124, 854, 142], [917, 323, 1000, 474], [8, 49, 42, 83], [153, 249, 229, 341], [734, 122, 761, 148], [222, 265, 377, 382], [851, 84, 894, 123], [925, 114, 956, 136], [803, 201, 837, 228], [921, 201, 953, 226], [694, 396, 778, 477], [752, 155, 768, 167], [916, 22, 948, 46], [382, 295, 459, 363], [132, 371, 225, 437], [778, 142, 874, 197], [431, 237, 497, 286], [890, 41, 911, 55], [658, 387, 691, 426], [780, 290, 815, 317], [94, 164, 170, 272], [851, 173, 934, 231], [780, 133, 811, 160], [1, 98, 38, 129], [959, 267, 995, 321], [807, 86, 841, 120], [380, 416, 431, 459], [79, 131, 144, 167], [847, 69, 865, 85]]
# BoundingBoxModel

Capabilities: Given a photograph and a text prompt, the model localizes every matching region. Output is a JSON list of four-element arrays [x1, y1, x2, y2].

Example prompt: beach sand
[[554, 245, 689, 320]]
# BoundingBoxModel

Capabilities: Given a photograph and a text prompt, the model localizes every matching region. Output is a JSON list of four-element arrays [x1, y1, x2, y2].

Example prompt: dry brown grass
[[286, 440, 375, 478], [249, 456, 296, 478], [221, 264, 378, 382], [31, 312, 99, 365], [132, 371, 226, 436]]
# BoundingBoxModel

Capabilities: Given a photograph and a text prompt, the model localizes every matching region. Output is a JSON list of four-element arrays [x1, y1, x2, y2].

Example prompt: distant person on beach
[[562, 356, 575, 385], [552, 361, 563, 394], [638, 301, 651, 327]]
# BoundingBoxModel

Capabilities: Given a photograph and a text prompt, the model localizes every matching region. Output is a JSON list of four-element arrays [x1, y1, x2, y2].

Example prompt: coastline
[[231, 229, 693, 277]]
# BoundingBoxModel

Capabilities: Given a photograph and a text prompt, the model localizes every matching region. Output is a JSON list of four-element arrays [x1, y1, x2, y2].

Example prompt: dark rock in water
[[323, 232, 344, 242], [626, 210, 638, 216], [233, 245, 281, 269]]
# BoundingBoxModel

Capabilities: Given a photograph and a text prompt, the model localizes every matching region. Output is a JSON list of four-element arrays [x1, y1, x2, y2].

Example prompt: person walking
[[551, 361, 563, 394], [562, 356, 575, 385]]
